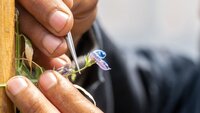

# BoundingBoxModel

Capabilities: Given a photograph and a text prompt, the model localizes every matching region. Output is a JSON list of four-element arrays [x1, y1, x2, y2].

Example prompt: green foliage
[[6, 9, 98, 113], [14, 9, 97, 83], [15, 9, 44, 82], [63, 55, 96, 81]]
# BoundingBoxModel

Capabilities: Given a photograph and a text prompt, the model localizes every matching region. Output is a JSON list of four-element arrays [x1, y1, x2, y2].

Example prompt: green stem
[[66, 62, 96, 77], [15, 12, 21, 73], [75, 62, 95, 73]]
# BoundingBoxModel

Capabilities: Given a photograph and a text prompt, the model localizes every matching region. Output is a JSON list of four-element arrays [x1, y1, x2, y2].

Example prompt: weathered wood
[[0, 0, 15, 112]]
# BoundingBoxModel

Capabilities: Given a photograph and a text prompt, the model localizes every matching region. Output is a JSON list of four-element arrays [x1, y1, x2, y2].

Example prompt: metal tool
[[66, 32, 81, 73]]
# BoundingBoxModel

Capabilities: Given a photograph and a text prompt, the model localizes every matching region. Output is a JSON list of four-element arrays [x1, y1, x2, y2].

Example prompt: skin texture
[[16, 0, 98, 69], [6, 0, 102, 112], [6, 71, 103, 113]]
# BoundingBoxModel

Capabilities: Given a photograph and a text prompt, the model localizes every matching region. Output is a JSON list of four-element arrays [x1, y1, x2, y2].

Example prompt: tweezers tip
[[67, 32, 81, 74]]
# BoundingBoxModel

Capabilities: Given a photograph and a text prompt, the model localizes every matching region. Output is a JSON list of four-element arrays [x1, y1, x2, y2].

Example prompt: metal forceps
[[66, 32, 81, 73]]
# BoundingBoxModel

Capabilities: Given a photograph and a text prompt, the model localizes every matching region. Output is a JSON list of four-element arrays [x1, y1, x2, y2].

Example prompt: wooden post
[[0, 0, 15, 112]]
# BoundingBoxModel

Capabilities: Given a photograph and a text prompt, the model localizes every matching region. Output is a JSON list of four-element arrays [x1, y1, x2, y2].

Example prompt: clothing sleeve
[[107, 46, 200, 113], [93, 21, 200, 113]]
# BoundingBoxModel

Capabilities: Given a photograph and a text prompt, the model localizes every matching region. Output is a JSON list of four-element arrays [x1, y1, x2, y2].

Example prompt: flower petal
[[89, 53, 102, 62], [89, 50, 107, 62], [89, 50, 111, 71], [93, 50, 106, 59], [96, 60, 111, 71]]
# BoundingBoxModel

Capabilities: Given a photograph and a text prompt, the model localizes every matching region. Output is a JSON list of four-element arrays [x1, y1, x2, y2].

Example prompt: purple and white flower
[[57, 65, 73, 75], [57, 50, 111, 77], [89, 50, 111, 71]]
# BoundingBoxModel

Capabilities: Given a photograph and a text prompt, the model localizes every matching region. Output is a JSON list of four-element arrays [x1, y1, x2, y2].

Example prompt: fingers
[[63, 0, 74, 8], [6, 76, 60, 113], [72, 0, 98, 15], [71, 0, 98, 39], [33, 48, 71, 69], [6, 71, 103, 113], [17, 0, 98, 57], [17, 0, 74, 36], [18, 5, 67, 57], [38, 71, 103, 113]]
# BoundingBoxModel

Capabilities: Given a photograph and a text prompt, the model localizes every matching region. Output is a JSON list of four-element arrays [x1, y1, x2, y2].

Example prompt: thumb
[[6, 76, 60, 113]]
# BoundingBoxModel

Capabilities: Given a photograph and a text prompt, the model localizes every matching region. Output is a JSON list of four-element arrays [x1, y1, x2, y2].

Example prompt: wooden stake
[[0, 0, 15, 112]]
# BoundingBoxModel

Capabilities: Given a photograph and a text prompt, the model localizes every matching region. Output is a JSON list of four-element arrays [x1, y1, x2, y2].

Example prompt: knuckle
[[29, 0, 42, 11], [73, 0, 98, 17], [64, 0, 73, 8], [26, 96, 44, 113], [31, 0, 40, 6], [92, 0, 98, 6]]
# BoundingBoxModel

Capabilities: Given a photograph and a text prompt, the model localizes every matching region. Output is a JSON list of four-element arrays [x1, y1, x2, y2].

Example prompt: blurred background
[[98, 0, 200, 60]]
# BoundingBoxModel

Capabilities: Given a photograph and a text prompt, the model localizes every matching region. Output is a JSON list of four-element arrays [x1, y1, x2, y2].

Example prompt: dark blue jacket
[[79, 21, 200, 113]]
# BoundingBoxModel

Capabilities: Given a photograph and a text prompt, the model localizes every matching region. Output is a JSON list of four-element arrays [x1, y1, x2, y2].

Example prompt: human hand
[[16, 0, 98, 69], [6, 71, 103, 113]]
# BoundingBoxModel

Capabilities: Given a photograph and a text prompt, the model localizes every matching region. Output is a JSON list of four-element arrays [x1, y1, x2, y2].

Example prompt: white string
[[73, 84, 96, 106]]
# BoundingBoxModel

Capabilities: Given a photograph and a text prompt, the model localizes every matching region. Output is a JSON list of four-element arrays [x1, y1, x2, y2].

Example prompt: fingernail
[[55, 58, 69, 68], [51, 58, 68, 69], [42, 35, 62, 54], [57, 58, 68, 66], [40, 71, 57, 90], [49, 11, 69, 32], [7, 77, 28, 95]]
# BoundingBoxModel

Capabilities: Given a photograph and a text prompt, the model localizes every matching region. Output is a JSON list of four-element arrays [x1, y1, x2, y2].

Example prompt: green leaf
[[34, 66, 44, 79], [85, 55, 91, 66]]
